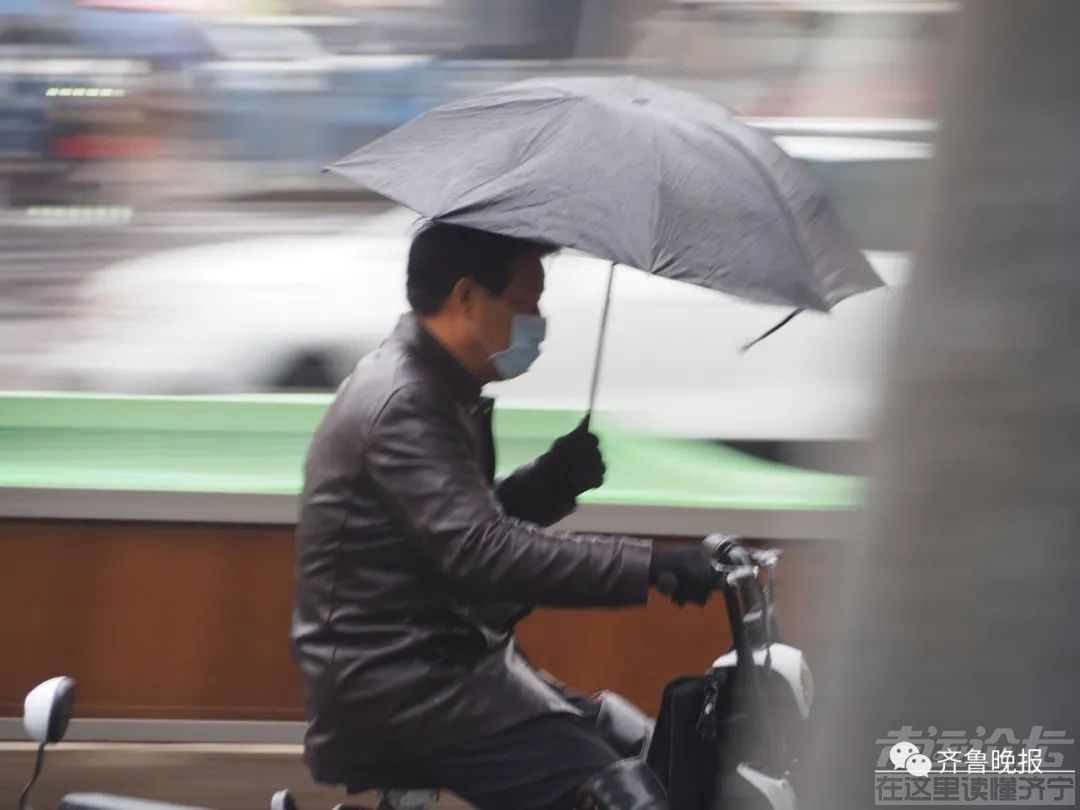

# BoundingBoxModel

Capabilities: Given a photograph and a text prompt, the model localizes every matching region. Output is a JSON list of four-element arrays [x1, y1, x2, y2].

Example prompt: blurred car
[[24, 134, 928, 460]]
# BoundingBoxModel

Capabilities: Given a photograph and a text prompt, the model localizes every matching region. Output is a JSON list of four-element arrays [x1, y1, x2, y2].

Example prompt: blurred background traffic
[[1, 0, 956, 469]]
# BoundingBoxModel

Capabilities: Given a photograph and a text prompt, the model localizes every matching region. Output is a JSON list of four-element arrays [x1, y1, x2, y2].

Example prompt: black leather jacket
[[291, 313, 652, 779]]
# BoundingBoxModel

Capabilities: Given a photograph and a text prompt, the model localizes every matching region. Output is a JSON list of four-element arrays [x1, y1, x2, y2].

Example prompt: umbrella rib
[[740, 308, 804, 352]]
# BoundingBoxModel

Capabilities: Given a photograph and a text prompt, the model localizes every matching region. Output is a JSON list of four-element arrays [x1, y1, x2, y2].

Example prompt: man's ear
[[452, 276, 479, 316]]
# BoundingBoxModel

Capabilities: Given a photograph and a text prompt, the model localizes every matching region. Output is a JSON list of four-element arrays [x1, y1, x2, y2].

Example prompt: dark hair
[[406, 221, 556, 315]]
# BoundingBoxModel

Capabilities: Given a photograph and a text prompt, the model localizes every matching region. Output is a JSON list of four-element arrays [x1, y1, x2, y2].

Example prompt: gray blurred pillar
[[803, 2, 1080, 807]]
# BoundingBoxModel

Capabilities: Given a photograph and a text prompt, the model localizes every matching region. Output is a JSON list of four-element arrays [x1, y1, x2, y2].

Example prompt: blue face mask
[[489, 313, 546, 380], [471, 285, 547, 380]]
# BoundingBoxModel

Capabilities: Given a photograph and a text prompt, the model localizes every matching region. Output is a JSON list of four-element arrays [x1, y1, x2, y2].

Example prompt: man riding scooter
[[291, 223, 718, 810]]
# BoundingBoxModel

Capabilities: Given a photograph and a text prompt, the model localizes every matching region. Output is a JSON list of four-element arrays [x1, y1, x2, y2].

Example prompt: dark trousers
[[401, 708, 622, 810]]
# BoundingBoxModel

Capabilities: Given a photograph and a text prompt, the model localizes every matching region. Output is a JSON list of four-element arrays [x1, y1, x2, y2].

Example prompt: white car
[[26, 135, 928, 457]]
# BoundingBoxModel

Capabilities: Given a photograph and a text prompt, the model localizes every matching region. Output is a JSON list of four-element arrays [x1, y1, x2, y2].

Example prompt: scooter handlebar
[[704, 534, 781, 575]]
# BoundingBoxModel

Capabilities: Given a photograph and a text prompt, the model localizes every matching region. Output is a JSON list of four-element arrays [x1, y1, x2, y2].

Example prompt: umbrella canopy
[[328, 75, 883, 313]]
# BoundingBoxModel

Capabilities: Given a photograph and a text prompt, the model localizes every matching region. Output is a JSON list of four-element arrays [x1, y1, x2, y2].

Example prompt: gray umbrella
[[328, 75, 883, 413], [329, 75, 881, 310]]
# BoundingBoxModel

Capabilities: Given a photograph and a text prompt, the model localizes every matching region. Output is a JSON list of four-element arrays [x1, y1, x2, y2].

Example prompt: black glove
[[649, 543, 716, 606], [544, 416, 606, 497]]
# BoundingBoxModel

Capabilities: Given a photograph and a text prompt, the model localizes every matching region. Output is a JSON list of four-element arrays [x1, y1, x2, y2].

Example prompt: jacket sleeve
[[363, 383, 652, 607], [495, 455, 577, 527]]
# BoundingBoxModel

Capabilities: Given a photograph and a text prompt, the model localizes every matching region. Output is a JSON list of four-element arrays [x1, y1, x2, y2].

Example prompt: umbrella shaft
[[587, 262, 617, 421]]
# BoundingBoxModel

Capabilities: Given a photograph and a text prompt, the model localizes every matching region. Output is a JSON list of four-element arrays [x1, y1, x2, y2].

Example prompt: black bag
[[646, 671, 728, 810]]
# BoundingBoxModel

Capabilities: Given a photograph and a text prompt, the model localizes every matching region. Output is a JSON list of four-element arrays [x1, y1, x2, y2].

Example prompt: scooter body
[[17, 537, 809, 810]]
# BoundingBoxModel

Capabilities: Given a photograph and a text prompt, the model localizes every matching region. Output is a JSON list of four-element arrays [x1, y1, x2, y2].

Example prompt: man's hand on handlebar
[[648, 541, 716, 606]]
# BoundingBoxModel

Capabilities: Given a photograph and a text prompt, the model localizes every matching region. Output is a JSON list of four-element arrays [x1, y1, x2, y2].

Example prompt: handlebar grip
[[703, 534, 729, 557], [704, 533, 750, 565]]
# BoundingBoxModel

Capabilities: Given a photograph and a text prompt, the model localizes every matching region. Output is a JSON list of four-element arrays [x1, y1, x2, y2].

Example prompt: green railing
[[0, 393, 862, 511]]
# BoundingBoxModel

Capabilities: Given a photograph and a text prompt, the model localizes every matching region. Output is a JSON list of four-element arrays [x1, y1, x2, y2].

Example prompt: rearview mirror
[[24, 677, 76, 744]]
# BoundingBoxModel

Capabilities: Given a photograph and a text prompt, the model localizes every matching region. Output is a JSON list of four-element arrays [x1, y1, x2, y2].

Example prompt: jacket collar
[[393, 312, 484, 406]]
